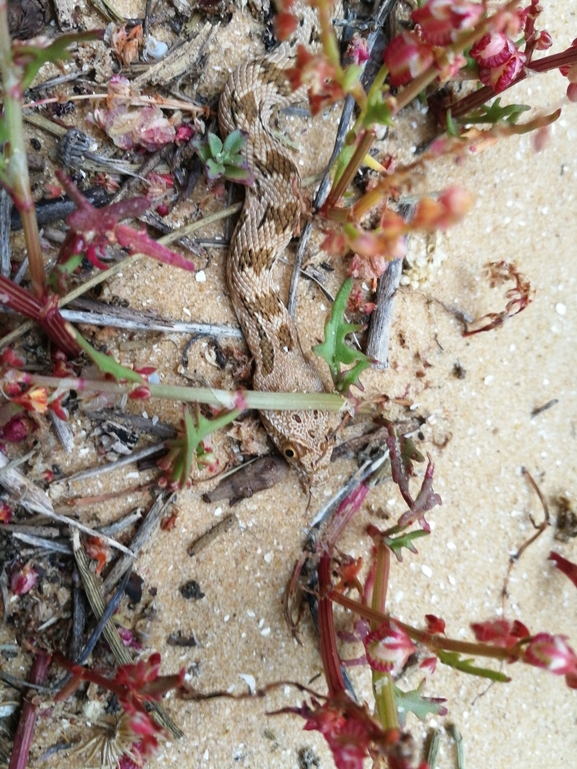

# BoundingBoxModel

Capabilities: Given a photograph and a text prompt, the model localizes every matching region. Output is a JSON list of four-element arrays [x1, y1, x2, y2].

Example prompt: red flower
[[412, 0, 483, 46], [0, 502, 13, 523], [286, 45, 345, 115], [471, 619, 530, 648], [383, 32, 434, 87], [424, 614, 445, 634]]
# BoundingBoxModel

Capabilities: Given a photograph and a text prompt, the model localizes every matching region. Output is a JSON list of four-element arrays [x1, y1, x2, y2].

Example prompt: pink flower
[[412, 0, 483, 46], [471, 32, 517, 68], [364, 619, 416, 674], [10, 562, 39, 595], [523, 633, 577, 680], [383, 31, 434, 87], [470, 33, 526, 93], [346, 34, 370, 65]]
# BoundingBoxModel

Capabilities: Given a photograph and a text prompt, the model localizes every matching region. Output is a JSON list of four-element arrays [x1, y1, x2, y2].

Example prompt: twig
[[366, 202, 414, 367], [98, 510, 143, 537], [8, 651, 51, 769], [0, 452, 135, 556], [102, 492, 176, 594], [59, 307, 242, 338], [11, 533, 71, 554], [71, 530, 183, 739], [57, 443, 166, 484], [48, 412, 75, 454], [501, 468, 551, 611]]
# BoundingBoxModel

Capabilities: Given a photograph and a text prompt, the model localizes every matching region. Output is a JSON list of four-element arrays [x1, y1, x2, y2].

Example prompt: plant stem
[[25, 373, 348, 412], [317, 552, 346, 697], [0, 4, 45, 298], [8, 651, 51, 769], [330, 592, 522, 663], [371, 544, 399, 731], [325, 129, 375, 209]]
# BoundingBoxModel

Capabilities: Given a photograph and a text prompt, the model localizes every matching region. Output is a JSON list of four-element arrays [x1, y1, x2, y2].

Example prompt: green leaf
[[393, 681, 447, 728], [223, 165, 253, 184], [385, 529, 429, 560], [166, 404, 241, 488], [363, 91, 394, 130], [437, 650, 511, 682], [207, 132, 223, 159], [223, 129, 247, 157], [458, 98, 531, 126], [445, 109, 460, 137], [17, 31, 102, 90], [313, 278, 372, 394], [70, 325, 144, 383], [206, 159, 225, 179]]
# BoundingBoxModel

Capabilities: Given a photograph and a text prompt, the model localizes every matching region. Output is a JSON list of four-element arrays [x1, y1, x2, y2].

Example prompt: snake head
[[262, 409, 333, 489]]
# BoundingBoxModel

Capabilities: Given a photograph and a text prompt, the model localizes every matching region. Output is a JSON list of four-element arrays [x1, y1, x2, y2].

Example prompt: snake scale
[[218, 10, 334, 486]]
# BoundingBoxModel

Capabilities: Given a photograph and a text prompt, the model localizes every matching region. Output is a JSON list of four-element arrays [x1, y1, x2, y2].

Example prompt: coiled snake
[[218, 12, 333, 487]]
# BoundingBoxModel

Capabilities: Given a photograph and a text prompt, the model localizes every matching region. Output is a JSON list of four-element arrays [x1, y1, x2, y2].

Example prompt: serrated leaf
[[393, 680, 447, 727], [223, 129, 247, 156], [313, 278, 372, 394], [363, 91, 394, 130], [437, 650, 511, 682], [207, 132, 223, 159]]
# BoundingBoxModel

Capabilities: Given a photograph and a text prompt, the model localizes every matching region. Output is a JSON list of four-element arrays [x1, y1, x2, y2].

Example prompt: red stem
[[317, 552, 346, 697], [8, 652, 51, 769], [330, 592, 522, 662], [0, 277, 80, 357]]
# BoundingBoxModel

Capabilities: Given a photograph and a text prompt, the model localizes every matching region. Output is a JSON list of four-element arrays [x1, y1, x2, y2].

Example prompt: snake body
[[218, 25, 333, 486]]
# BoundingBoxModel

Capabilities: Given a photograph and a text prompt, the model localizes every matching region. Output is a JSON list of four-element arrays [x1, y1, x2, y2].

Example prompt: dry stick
[[71, 530, 183, 739], [0, 203, 243, 350], [57, 443, 165, 484], [102, 492, 176, 595], [8, 651, 50, 769], [0, 452, 135, 557], [501, 468, 551, 613], [287, 0, 397, 317], [366, 202, 415, 367]]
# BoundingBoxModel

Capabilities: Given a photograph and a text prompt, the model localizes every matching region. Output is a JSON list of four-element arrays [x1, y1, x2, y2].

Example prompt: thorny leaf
[[384, 529, 429, 561], [456, 97, 531, 125], [158, 404, 241, 489], [392, 680, 447, 727], [437, 650, 511, 682], [313, 278, 372, 394]]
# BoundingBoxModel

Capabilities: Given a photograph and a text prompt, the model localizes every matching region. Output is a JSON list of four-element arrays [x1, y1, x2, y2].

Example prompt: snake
[[218, 9, 334, 487]]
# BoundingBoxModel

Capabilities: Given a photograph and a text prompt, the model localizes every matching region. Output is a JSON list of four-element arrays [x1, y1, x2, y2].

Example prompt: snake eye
[[282, 442, 297, 460]]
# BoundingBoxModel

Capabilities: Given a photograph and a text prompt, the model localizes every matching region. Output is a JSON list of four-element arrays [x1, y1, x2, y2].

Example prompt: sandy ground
[[2, 1, 577, 768]]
